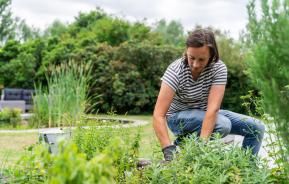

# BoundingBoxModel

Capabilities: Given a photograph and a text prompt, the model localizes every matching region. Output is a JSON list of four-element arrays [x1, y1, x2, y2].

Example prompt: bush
[[217, 34, 252, 114], [89, 41, 182, 114], [10, 142, 116, 184], [128, 135, 271, 183], [73, 127, 141, 183], [0, 108, 21, 127]]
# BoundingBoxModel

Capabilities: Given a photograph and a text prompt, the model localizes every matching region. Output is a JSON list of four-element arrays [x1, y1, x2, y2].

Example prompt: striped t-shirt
[[161, 57, 227, 116]]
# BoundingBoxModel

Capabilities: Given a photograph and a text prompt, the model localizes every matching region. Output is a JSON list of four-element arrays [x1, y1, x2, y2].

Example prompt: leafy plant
[[73, 126, 141, 183], [9, 142, 116, 184], [47, 142, 116, 184], [10, 144, 50, 183], [8, 125, 141, 183], [0, 108, 21, 128], [128, 135, 271, 184]]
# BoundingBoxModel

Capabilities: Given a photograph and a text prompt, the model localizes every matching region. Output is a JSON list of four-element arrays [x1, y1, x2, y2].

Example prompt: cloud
[[11, 0, 95, 28], [11, 0, 250, 39]]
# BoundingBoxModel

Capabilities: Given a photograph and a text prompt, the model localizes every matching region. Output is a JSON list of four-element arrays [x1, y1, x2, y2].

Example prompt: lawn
[[0, 132, 38, 168]]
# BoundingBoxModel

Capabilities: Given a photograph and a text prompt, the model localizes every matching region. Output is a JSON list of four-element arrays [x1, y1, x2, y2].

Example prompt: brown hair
[[184, 28, 219, 65]]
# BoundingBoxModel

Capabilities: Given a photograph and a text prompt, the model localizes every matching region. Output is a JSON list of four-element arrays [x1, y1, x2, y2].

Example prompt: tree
[[44, 20, 67, 37], [15, 19, 40, 42], [247, 0, 289, 178], [153, 19, 185, 47], [0, 52, 36, 88], [0, 0, 15, 45], [0, 39, 20, 62]]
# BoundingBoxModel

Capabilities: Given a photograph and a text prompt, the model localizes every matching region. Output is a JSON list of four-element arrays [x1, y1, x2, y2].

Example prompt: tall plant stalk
[[32, 61, 92, 128]]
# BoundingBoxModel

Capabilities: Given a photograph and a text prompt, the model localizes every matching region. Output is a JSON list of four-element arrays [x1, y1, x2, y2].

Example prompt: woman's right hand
[[162, 144, 177, 161]]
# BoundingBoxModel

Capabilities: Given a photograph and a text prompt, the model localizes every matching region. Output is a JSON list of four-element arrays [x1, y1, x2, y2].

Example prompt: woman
[[153, 28, 265, 161]]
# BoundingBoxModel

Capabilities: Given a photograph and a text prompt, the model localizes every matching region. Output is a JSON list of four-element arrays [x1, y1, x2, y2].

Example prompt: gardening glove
[[162, 145, 177, 161]]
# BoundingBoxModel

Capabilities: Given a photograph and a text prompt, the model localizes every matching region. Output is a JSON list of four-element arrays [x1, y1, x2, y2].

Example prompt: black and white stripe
[[161, 57, 227, 116]]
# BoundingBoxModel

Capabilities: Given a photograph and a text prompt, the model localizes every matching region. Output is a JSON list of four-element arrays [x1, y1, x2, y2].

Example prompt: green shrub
[[9, 126, 141, 183], [10, 142, 116, 184], [10, 144, 50, 183], [73, 127, 141, 183], [90, 41, 182, 114], [0, 108, 21, 127], [128, 135, 271, 184], [217, 34, 252, 114], [48, 142, 116, 184]]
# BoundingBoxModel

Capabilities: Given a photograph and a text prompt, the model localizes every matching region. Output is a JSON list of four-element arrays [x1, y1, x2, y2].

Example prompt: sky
[[11, 0, 252, 40]]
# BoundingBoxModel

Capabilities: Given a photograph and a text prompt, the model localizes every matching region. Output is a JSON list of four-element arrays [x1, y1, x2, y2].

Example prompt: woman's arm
[[153, 82, 175, 148], [200, 84, 226, 139]]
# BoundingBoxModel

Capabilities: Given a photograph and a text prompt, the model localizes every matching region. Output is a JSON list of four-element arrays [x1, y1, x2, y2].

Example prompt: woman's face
[[186, 46, 210, 75]]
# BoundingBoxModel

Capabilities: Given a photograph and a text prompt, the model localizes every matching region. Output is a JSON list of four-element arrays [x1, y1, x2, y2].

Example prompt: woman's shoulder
[[168, 57, 186, 71], [210, 60, 227, 70]]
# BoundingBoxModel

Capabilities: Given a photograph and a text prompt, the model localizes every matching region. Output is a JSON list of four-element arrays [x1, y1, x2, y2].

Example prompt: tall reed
[[32, 61, 92, 128]]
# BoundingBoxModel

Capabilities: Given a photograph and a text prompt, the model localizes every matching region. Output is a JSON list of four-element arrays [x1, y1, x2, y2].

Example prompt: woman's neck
[[191, 71, 201, 81]]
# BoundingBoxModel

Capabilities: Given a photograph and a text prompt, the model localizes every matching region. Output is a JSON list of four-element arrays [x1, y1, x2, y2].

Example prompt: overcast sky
[[11, 0, 252, 39]]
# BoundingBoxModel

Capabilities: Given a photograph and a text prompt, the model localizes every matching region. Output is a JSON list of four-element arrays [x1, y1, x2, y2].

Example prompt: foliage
[[240, 90, 289, 183], [10, 142, 116, 184], [0, 0, 37, 45], [10, 144, 50, 183], [54, 39, 181, 114], [0, 108, 21, 127], [14, 19, 40, 42], [0, 0, 14, 45], [153, 19, 185, 47], [0, 52, 36, 88], [0, 8, 253, 114], [110, 41, 181, 113], [128, 135, 271, 184], [43, 20, 68, 37], [48, 142, 116, 184], [8, 125, 141, 183], [247, 0, 289, 178], [217, 34, 252, 113], [73, 8, 107, 31], [73, 127, 141, 183], [0, 39, 20, 62], [0, 38, 45, 88]]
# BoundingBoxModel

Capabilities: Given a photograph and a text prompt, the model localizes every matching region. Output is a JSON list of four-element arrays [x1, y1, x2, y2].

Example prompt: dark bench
[[0, 88, 35, 112]]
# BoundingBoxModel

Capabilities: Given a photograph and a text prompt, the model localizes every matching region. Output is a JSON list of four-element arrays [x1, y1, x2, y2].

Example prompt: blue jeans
[[167, 109, 265, 155]]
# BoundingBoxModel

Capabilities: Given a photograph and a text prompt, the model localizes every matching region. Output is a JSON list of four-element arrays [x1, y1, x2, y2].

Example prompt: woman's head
[[184, 29, 219, 73]]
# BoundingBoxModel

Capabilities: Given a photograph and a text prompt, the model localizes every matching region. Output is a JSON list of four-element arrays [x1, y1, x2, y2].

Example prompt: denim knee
[[214, 116, 231, 137], [254, 121, 265, 139], [244, 118, 265, 141]]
